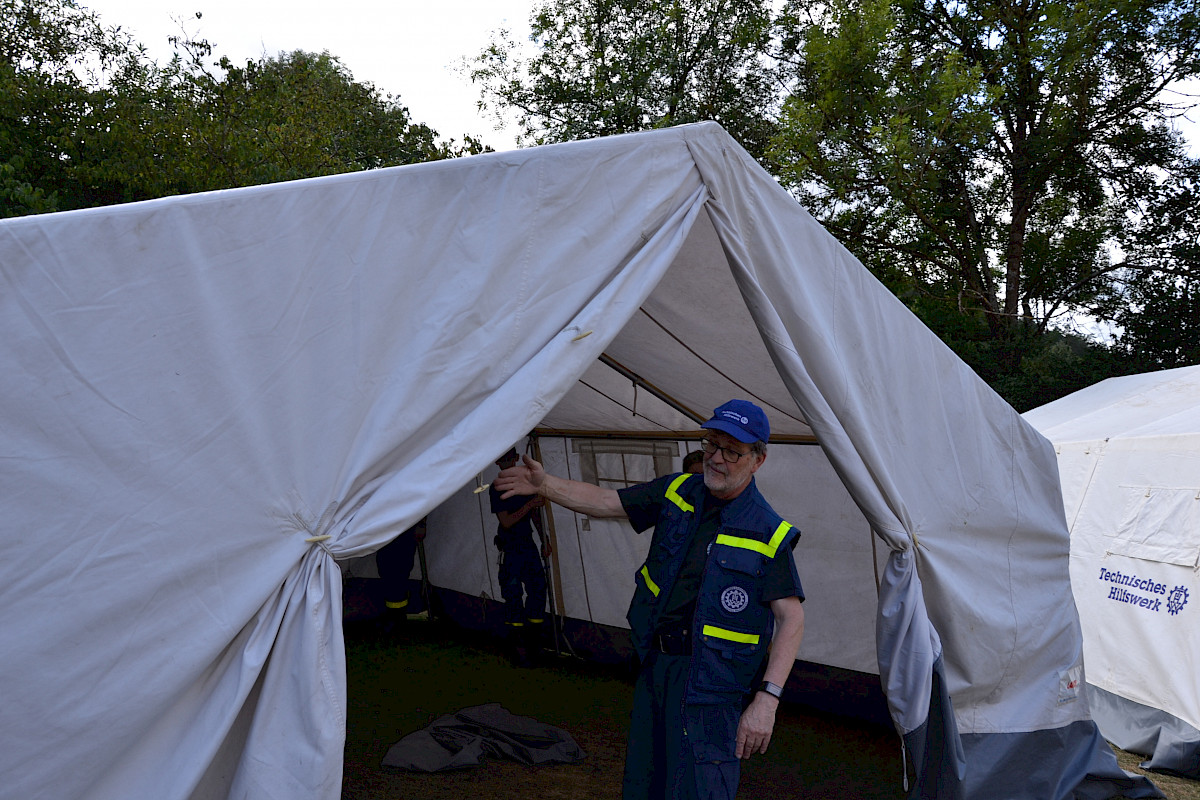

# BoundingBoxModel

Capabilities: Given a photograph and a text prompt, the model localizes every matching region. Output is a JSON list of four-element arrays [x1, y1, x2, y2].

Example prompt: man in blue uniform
[[494, 400, 805, 800], [490, 447, 551, 664]]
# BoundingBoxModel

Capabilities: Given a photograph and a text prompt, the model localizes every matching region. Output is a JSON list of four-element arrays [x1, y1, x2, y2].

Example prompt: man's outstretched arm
[[494, 455, 627, 519]]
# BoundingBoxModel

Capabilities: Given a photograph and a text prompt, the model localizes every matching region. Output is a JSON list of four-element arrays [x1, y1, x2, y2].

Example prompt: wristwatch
[[757, 680, 784, 699]]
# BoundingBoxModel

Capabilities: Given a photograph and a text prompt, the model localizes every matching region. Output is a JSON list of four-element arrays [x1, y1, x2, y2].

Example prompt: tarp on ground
[[0, 122, 1156, 799], [381, 703, 586, 772], [1025, 365, 1200, 778]]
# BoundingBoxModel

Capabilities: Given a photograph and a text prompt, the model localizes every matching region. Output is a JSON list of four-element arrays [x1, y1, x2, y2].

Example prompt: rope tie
[[297, 501, 339, 558]]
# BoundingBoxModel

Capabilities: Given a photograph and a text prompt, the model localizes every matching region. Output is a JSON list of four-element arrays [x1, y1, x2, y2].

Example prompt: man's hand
[[494, 455, 545, 499], [735, 692, 779, 759], [495, 456, 627, 519]]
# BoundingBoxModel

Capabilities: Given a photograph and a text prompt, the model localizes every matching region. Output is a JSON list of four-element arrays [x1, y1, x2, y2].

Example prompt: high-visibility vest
[[626, 473, 799, 705]]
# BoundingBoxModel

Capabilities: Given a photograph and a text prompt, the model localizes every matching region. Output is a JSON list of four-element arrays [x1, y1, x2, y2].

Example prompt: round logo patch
[[721, 586, 749, 614]]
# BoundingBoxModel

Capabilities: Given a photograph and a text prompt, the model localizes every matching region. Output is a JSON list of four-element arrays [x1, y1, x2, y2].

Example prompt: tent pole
[[532, 428, 819, 445], [415, 522, 435, 623], [530, 435, 568, 658], [597, 354, 707, 423]]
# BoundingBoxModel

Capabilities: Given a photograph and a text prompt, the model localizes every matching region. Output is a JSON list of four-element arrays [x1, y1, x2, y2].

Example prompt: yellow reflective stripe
[[639, 565, 660, 597], [715, 520, 794, 559], [385, 599, 409, 609], [702, 625, 760, 645], [664, 474, 695, 513]]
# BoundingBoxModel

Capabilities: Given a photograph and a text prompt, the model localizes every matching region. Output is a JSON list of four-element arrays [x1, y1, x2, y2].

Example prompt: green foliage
[[472, 0, 1200, 403], [84, 42, 451, 201], [471, 0, 779, 159], [0, 1, 477, 218], [1115, 271, 1200, 369], [1109, 159, 1200, 368], [772, 0, 1200, 372], [956, 329, 1142, 413], [0, 0, 139, 214]]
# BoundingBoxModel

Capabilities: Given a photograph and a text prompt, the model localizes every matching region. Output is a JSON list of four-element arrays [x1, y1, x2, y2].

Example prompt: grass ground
[[342, 615, 1198, 800], [1113, 750, 1200, 800]]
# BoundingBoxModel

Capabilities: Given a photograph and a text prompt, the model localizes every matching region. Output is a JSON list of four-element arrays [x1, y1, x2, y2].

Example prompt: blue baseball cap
[[701, 399, 770, 444]]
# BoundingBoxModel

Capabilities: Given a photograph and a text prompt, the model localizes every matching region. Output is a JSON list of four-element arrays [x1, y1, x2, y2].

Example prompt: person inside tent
[[490, 447, 552, 666], [682, 449, 705, 474], [494, 400, 805, 800], [375, 517, 427, 634]]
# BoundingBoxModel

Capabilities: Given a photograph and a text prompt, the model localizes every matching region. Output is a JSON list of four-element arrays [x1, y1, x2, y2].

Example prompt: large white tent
[[1025, 365, 1200, 778], [0, 123, 1158, 799]]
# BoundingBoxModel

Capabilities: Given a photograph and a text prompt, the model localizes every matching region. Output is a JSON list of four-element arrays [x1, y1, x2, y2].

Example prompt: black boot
[[523, 620, 547, 665], [505, 623, 532, 667]]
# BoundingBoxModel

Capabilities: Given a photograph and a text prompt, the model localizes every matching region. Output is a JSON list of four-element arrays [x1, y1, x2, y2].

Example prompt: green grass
[[1113, 748, 1200, 800], [342, 617, 1198, 800]]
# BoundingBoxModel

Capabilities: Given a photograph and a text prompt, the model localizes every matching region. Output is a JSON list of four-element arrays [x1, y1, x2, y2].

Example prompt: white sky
[[83, 1, 1198, 156], [83, 0, 538, 151]]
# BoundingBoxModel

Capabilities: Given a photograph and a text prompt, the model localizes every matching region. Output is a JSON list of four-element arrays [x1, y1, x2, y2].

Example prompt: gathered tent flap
[[1025, 365, 1200, 779], [0, 123, 1154, 799]]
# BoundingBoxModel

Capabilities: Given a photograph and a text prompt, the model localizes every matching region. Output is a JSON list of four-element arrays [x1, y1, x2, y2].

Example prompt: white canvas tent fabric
[[1025, 365, 1200, 778], [0, 123, 1156, 799]]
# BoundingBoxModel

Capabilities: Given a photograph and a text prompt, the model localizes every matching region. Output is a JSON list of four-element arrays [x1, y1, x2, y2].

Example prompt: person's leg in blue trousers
[[622, 651, 741, 800]]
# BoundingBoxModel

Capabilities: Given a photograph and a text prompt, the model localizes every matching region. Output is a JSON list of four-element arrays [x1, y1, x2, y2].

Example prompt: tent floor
[[340, 581, 1195, 800], [342, 615, 907, 799]]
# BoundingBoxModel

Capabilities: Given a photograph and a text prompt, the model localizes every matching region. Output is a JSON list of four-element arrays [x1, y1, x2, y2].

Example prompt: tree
[[0, 0, 140, 215], [1, 1, 484, 218], [87, 41, 456, 200], [771, 0, 1200, 372], [1109, 159, 1200, 367], [472, 0, 779, 159]]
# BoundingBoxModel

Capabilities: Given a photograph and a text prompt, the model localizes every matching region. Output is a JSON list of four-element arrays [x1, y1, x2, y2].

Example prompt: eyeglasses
[[699, 438, 750, 463]]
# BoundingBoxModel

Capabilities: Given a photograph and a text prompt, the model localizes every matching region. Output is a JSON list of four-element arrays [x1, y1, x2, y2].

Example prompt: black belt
[[654, 627, 691, 656]]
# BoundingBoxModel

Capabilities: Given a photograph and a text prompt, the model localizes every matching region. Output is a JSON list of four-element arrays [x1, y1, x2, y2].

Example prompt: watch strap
[[758, 680, 784, 699]]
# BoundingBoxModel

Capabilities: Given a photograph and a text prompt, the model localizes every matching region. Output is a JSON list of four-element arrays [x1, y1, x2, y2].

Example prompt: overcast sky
[[84, 0, 1198, 156]]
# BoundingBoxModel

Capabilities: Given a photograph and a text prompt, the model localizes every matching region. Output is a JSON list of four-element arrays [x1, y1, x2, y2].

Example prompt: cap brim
[[701, 419, 758, 444]]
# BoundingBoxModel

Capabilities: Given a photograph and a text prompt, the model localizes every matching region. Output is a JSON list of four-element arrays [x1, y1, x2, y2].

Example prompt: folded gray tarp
[[383, 703, 587, 772]]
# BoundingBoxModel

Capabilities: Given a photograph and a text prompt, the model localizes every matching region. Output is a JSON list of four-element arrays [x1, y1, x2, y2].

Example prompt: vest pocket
[[713, 544, 766, 577], [690, 623, 762, 702]]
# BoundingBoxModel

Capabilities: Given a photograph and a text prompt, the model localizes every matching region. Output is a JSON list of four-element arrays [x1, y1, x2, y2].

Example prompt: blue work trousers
[[622, 651, 741, 800], [377, 530, 419, 609], [498, 542, 546, 625]]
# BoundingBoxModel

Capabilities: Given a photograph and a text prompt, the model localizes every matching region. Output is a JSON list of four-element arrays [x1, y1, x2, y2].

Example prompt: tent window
[[572, 440, 680, 490], [1107, 486, 1200, 567]]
